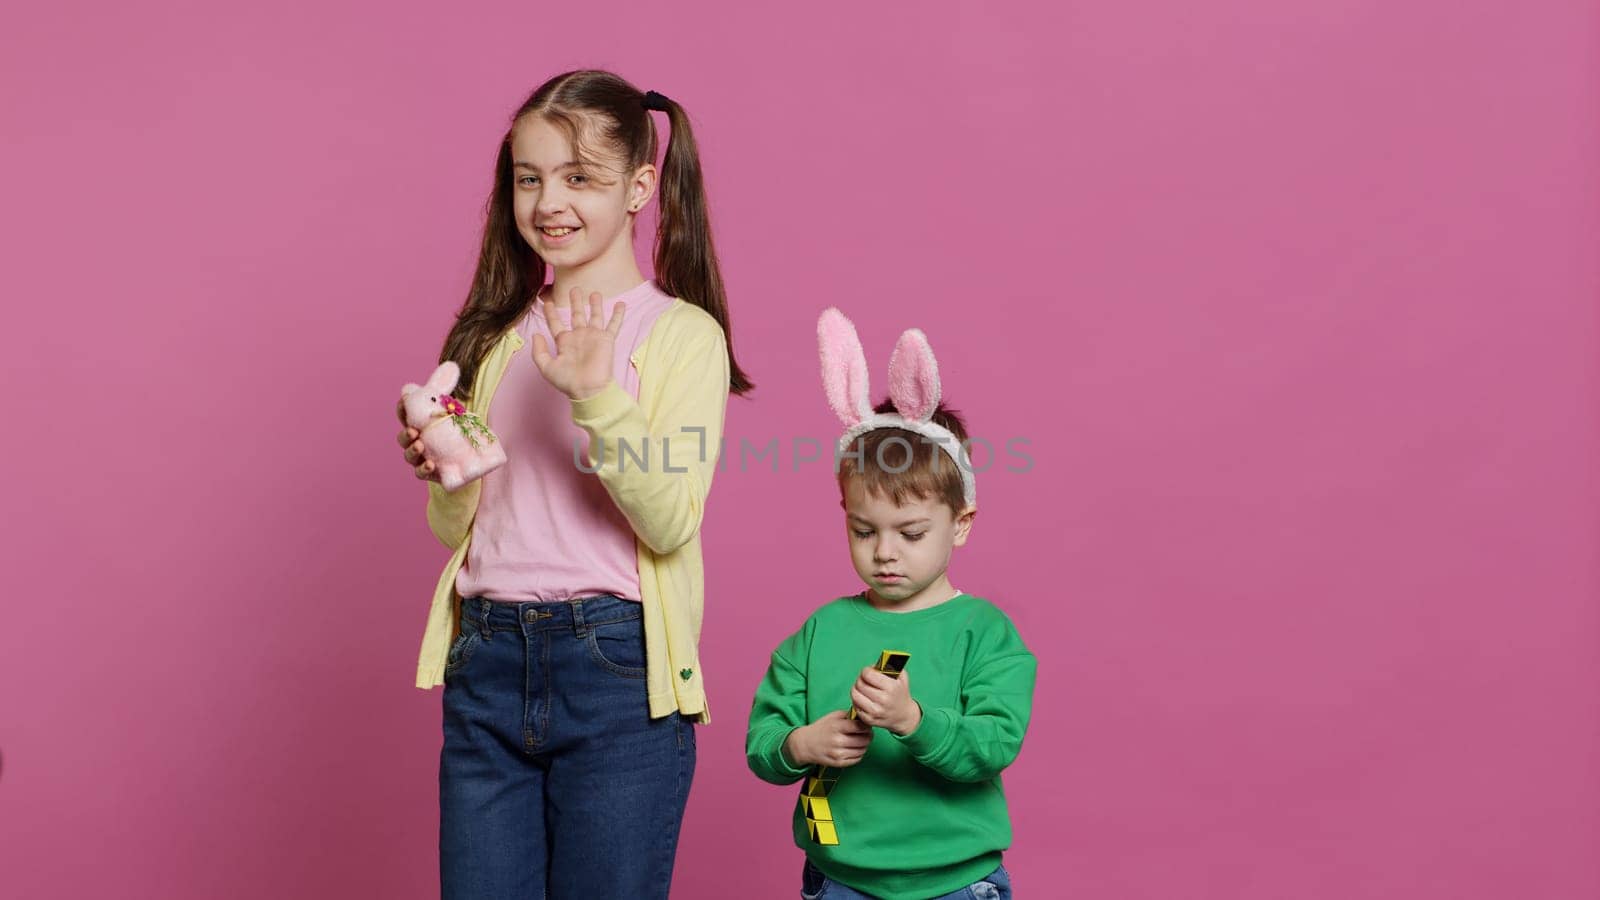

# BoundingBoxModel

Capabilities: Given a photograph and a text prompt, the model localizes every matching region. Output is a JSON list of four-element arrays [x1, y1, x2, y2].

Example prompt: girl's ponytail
[[651, 97, 754, 395]]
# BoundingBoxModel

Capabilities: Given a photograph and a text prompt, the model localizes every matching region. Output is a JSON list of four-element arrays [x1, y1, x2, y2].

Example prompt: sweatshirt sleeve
[[746, 625, 815, 785], [568, 306, 730, 556], [892, 613, 1036, 783]]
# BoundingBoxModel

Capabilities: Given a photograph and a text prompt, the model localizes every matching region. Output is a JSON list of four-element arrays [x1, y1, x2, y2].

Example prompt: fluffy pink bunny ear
[[428, 361, 462, 394], [818, 308, 871, 426], [887, 328, 941, 422]]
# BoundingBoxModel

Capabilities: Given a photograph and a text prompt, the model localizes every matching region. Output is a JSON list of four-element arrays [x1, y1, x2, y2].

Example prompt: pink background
[[3, 1, 1597, 897]]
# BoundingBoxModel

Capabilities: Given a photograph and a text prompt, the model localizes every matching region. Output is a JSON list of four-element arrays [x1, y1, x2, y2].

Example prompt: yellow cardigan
[[415, 299, 730, 723]]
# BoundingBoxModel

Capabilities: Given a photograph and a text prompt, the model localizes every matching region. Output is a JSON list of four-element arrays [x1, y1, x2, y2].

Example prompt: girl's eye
[[852, 530, 874, 539], [902, 532, 926, 541], [568, 174, 587, 185], [518, 176, 538, 186]]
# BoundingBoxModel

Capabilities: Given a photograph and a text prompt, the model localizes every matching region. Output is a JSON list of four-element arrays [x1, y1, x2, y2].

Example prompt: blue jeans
[[801, 858, 1013, 900], [439, 594, 696, 899]]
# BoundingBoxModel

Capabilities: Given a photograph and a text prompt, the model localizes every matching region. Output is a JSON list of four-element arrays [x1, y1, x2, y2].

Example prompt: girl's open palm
[[531, 287, 625, 400]]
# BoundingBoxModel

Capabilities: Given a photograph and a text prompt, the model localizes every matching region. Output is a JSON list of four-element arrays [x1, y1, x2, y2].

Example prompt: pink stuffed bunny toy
[[818, 307, 976, 507], [400, 361, 507, 492]]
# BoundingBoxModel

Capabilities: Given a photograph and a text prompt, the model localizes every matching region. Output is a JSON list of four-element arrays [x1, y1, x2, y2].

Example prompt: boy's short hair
[[837, 398, 971, 513]]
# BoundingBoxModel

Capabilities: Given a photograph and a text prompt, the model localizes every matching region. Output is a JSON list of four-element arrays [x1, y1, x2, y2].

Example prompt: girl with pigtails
[[394, 70, 751, 898]]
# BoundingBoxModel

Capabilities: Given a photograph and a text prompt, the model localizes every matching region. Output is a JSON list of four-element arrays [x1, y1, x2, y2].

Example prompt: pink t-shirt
[[455, 279, 676, 604]]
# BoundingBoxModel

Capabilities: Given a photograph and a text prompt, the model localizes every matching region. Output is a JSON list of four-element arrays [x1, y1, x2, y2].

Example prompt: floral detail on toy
[[448, 407, 496, 449]]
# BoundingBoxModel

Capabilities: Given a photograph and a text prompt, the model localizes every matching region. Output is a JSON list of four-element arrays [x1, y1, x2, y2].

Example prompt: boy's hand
[[784, 711, 872, 768], [851, 667, 922, 736]]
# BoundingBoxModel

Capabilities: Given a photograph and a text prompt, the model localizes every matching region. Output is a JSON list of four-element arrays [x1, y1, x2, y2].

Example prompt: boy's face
[[842, 477, 976, 611]]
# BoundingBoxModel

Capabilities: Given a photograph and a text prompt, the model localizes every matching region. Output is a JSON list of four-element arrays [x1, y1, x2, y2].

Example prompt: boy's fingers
[[855, 682, 890, 704], [862, 669, 896, 689]]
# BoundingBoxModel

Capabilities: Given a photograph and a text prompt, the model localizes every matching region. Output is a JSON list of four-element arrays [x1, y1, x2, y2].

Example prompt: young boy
[[746, 311, 1036, 900]]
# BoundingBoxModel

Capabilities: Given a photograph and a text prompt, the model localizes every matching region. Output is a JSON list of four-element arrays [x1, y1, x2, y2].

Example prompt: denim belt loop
[[571, 596, 590, 637], [470, 597, 491, 639]]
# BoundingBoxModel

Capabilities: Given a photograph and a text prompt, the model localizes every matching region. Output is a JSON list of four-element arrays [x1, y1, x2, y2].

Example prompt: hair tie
[[641, 90, 672, 112]]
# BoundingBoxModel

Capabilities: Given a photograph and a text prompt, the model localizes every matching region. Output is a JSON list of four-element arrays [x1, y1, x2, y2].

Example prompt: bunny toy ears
[[818, 307, 976, 507]]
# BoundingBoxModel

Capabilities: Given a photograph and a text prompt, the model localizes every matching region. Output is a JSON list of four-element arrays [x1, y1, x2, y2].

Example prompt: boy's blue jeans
[[802, 858, 1013, 899], [439, 594, 695, 899]]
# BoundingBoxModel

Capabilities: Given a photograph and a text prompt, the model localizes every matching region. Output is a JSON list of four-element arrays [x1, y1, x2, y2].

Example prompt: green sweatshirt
[[746, 592, 1037, 900]]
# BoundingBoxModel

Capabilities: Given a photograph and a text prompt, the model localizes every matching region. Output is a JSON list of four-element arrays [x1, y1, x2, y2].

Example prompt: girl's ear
[[818, 308, 871, 426], [428, 361, 462, 394], [887, 328, 941, 422], [628, 163, 658, 213]]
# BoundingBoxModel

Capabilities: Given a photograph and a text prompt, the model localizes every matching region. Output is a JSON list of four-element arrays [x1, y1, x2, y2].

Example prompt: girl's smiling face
[[509, 115, 654, 272]]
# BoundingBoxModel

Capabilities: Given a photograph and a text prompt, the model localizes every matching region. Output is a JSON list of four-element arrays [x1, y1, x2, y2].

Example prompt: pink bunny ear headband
[[818, 307, 976, 508]]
